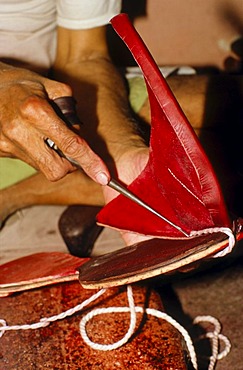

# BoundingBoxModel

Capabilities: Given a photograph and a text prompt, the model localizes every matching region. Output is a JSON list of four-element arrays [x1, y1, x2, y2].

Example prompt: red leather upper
[[97, 14, 230, 238]]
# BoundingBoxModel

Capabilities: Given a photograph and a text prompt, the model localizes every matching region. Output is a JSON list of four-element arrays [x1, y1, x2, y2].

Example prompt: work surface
[[1, 206, 243, 369], [1, 72, 243, 369], [0, 281, 188, 369]]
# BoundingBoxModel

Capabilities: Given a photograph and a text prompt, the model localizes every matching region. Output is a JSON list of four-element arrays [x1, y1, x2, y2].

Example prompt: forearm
[[52, 27, 145, 167]]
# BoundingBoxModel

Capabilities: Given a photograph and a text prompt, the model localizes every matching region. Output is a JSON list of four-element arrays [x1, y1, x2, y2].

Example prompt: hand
[[0, 64, 110, 184]]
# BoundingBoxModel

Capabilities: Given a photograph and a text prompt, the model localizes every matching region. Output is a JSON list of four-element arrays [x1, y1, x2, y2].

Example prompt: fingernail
[[96, 172, 109, 186]]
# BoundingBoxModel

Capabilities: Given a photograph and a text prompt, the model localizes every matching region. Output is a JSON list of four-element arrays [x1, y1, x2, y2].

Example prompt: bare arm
[[53, 26, 145, 175]]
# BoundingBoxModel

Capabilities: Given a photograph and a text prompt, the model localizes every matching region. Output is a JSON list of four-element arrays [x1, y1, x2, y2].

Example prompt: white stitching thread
[[190, 227, 235, 257], [168, 168, 205, 205]]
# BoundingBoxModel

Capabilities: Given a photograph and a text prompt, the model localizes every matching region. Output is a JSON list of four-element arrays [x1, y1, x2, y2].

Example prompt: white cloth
[[0, 0, 121, 70], [57, 0, 122, 30]]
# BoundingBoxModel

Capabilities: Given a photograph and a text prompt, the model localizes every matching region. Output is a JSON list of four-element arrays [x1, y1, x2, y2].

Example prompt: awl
[[46, 138, 188, 237]]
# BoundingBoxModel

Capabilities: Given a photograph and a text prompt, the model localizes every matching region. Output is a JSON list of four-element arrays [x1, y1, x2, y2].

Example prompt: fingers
[[0, 117, 75, 181], [52, 96, 111, 184], [53, 133, 110, 185], [19, 93, 110, 184], [0, 69, 110, 184], [38, 81, 111, 184]]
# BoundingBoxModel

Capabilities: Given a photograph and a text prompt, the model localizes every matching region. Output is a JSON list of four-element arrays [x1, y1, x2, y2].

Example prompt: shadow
[[50, 68, 118, 177], [154, 283, 212, 370], [218, 3, 243, 73], [128, 285, 155, 342], [0, 57, 48, 75], [151, 247, 243, 369], [198, 73, 243, 218], [107, 0, 147, 67], [224, 37, 243, 73], [219, 3, 243, 35]]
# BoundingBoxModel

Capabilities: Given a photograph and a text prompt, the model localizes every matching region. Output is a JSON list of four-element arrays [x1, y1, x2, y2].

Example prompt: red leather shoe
[[79, 14, 242, 289]]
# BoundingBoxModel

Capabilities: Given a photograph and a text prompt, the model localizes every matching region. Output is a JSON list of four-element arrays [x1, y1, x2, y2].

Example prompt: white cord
[[0, 288, 106, 335], [80, 285, 137, 351], [193, 316, 231, 370], [0, 285, 231, 370], [79, 286, 231, 370], [190, 227, 235, 257]]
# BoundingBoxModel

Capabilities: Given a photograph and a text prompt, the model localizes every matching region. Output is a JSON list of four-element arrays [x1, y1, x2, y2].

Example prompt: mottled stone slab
[[0, 281, 188, 369]]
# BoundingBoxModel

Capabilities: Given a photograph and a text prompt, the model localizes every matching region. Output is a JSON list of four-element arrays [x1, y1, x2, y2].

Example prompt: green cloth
[[0, 158, 36, 190], [0, 76, 147, 190], [128, 77, 147, 113]]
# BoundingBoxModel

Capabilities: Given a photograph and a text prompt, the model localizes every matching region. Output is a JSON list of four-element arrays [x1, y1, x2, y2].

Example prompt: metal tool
[[108, 178, 189, 237], [47, 97, 188, 237], [46, 138, 188, 237]]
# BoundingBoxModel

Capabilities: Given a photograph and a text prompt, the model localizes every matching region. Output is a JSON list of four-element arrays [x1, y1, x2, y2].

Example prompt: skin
[[0, 24, 149, 247], [1, 15, 242, 255], [51, 26, 150, 247], [0, 57, 109, 185], [0, 64, 221, 237], [4, 26, 238, 248]]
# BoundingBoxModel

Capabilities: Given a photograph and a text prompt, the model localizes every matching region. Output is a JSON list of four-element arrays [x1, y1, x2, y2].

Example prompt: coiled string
[[0, 284, 231, 370], [0, 228, 234, 368]]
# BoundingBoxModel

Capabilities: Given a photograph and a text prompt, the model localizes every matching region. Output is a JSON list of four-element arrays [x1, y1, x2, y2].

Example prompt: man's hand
[[0, 64, 110, 184]]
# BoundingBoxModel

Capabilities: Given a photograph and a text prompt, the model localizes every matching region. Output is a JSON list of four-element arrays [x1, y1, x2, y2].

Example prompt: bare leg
[[139, 74, 209, 132], [54, 61, 150, 246], [60, 68, 212, 246], [0, 170, 104, 226], [0, 74, 210, 241]]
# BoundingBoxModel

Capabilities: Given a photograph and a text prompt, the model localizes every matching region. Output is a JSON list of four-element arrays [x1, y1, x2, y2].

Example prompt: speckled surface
[[0, 283, 188, 369], [1, 207, 243, 369], [156, 243, 243, 370]]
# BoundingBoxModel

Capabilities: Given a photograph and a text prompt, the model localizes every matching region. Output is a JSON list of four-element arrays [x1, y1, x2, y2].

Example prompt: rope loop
[[190, 227, 235, 257], [80, 285, 137, 351], [0, 285, 231, 370], [193, 315, 231, 370]]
